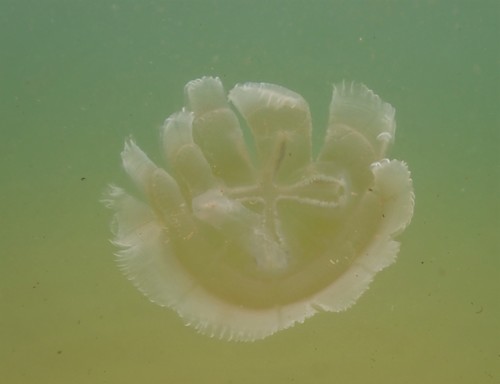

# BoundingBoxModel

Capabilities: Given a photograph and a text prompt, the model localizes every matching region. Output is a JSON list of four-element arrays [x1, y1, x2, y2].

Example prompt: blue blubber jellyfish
[[103, 77, 414, 341]]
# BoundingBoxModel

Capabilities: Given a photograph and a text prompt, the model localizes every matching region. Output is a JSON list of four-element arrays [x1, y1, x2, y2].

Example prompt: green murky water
[[1, 1, 498, 383]]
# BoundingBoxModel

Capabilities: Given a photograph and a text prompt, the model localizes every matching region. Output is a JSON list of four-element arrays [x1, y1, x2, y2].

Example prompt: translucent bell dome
[[103, 77, 414, 341]]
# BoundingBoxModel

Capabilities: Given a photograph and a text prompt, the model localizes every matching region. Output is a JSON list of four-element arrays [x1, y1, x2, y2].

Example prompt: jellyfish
[[103, 77, 414, 341]]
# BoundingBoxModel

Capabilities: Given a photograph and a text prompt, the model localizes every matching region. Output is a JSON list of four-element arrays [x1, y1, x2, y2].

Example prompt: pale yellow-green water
[[1, 1, 498, 383]]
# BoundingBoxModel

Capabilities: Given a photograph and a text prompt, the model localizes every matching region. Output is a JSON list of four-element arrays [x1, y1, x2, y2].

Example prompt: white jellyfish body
[[103, 77, 414, 341]]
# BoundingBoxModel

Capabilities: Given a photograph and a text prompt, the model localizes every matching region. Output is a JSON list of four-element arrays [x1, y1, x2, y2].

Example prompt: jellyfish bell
[[103, 77, 414, 342]]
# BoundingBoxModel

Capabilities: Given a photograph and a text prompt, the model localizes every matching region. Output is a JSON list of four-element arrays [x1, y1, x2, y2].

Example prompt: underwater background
[[1, 1, 498, 383]]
